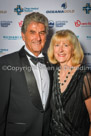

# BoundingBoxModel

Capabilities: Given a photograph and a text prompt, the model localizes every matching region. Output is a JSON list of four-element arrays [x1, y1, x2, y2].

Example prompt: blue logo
[[0, 21, 12, 27], [86, 36, 91, 40], [0, 49, 8, 53], [14, 5, 39, 15], [3, 36, 22, 40], [48, 20, 54, 28], [77, 36, 79, 39], [61, 2, 67, 9], [0, 49, 8, 55], [46, 2, 74, 14], [14, 5, 23, 15], [56, 21, 68, 27], [83, 3, 91, 14]]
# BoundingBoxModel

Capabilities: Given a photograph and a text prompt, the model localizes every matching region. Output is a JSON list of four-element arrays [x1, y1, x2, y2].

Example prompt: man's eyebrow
[[40, 30, 46, 32], [30, 30, 35, 32], [29, 30, 46, 33]]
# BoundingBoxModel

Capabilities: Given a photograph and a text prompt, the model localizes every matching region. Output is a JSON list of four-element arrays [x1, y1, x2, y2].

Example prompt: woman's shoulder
[[77, 64, 91, 81], [78, 64, 91, 73]]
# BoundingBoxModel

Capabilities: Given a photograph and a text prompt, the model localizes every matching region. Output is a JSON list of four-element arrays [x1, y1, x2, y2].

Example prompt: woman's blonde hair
[[47, 29, 84, 66]]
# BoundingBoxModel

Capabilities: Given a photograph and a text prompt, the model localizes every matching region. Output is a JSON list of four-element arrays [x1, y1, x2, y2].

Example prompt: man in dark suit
[[0, 12, 53, 136]]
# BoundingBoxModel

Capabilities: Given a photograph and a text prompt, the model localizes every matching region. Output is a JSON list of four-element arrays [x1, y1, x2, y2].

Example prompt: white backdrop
[[0, 0, 91, 66]]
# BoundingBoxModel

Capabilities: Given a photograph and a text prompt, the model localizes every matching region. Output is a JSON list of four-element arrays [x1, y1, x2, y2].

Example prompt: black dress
[[49, 65, 91, 136]]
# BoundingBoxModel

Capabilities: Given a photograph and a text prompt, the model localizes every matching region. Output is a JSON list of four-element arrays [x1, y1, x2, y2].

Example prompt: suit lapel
[[19, 47, 43, 111]]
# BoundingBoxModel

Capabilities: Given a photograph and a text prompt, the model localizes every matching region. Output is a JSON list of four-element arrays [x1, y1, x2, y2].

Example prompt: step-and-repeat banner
[[0, 0, 91, 66]]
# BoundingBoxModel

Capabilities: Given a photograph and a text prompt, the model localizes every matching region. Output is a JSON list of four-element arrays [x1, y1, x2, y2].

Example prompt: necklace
[[58, 67, 73, 86]]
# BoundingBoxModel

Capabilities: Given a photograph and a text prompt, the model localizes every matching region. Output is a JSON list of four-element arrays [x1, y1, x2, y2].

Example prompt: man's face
[[21, 21, 47, 56]]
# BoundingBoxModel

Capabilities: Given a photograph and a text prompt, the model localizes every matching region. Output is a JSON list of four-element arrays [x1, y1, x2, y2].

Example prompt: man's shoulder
[[0, 51, 18, 59], [0, 46, 25, 61], [0, 50, 20, 65]]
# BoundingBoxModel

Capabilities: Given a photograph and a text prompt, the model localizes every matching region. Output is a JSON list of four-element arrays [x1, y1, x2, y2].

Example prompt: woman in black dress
[[47, 29, 91, 136]]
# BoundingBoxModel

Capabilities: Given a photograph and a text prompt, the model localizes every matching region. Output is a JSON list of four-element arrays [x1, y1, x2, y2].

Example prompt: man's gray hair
[[21, 12, 48, 34]]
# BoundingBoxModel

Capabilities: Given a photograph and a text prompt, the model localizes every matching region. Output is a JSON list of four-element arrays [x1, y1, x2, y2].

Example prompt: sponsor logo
[[46, 2, 75, 14], [61, 2, 67, 9], [14, 5, 39, 15], [86, 36, 91, 40], [48, 20, 54, 28], [84, 53, 91, 56], [0, 10, 7, 14], [0, 49, 8, 55], [74, 20, 91, 27], [18, 21, 23, 27], [46, 9, 74, 14], [48, 20, 68, 28], [83, 3, 91, 14], [14, 5, 23, 15], [77, 35, 79, 39], [56, 21, 68, 27], [0, 21, 12, 27], [3, 36, 22, 40]]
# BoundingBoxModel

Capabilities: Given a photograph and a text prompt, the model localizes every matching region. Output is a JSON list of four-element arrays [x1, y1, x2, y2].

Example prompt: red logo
[[74, 20, 81, 27], [18, 21, 23, 27]]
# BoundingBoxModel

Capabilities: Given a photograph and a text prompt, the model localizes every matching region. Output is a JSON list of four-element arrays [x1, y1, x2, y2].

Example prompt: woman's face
[[53, 38, 74, 66]]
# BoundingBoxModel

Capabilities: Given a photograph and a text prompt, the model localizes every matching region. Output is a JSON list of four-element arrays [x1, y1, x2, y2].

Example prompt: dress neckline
[[57, 64, 82, 96]]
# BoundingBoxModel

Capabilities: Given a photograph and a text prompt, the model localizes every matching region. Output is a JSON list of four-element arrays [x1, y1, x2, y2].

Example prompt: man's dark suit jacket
[[0, 46, 53, 136]]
